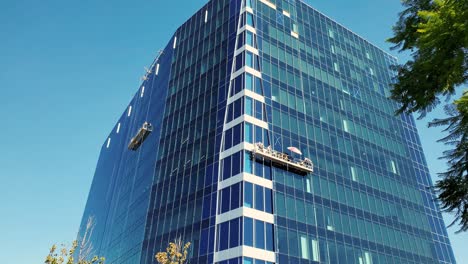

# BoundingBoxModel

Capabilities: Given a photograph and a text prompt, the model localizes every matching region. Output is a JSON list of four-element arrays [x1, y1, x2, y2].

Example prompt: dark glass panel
[[264, 188, 273, 213], [229, 218, 240, 248], [255, 220, 265, 249], [254, 185, 264, 211], [244, 217, 253, 246], [244, 182, 253, 208], [219, 221, 229, 250], [231, 183, 240, 210]]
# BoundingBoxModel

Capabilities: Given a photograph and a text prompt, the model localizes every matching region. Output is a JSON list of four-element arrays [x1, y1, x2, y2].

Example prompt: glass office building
[[77, 0, 456, 263]]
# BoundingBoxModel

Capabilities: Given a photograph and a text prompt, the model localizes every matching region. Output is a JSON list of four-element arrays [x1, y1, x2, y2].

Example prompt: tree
[[45, 216, 105, 264], [44, 241, 105, 264], [155, 238, 191, 264], [429, 94, 468, 232], [388, 0, 468, 231]]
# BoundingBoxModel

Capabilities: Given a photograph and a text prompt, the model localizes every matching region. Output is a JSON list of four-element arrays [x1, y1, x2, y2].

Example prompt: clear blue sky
[[0, 0, 464, 263]]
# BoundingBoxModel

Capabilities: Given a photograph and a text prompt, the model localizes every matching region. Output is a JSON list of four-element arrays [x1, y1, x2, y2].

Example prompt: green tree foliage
[[44, 241, 105, 264], [429, 93, 468, 232], [388, 0, 468, 231], [155, 239, 191, 264], [388, 0, 467, 115]]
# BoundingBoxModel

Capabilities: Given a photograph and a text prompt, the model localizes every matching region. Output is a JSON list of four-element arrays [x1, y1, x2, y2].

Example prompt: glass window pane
[[244, 151, 253, 173], [246, 31, 254, 46], [265, 223, 274, 251], [225, 129, 232, 150], [246, 52, 254, 68], [245, 122, 253, 143], [311, 239, 320, 262], [233, 124, 242, 146], [288, 229, 299, 256], [232, 151, 241, 176], [255, 220, 265, 249], [230, 218, 240, 248], [255, 100, 263, 120], [245, 97, 253, 116], [255, 125, 263, 144], [255, 77, 262, 94], [265, 188, 273, 213], [275, 192, 286, 217], [277, 227, 287, 254], [300, 234, 310, 259], [223, 156, 232, 180], [271, 84, 279, 102], [245, 73, 253, 90], [231, 183, 240, 210], [221, 187, 230, 213], [244, 217, 253, 246], [234, 99, 242, 119], [237, 32, 245, 49], [286, 195, 297, 220], [254, 159, 263, 177], [255, 185, 264, 211], [220, 221, 229, 250], [297, 200, 306, 223], [199, 228, 209, 255], [246, 13, 254, 26], [244, 182, 253, 208]]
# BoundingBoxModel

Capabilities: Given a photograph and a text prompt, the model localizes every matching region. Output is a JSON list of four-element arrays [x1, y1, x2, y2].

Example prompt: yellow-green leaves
[[44, 240, 105, 264], [155, 239, 191, 264]]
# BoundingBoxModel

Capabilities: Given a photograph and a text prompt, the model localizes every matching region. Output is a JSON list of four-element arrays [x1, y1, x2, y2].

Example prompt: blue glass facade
[[77, 0, 455, 263]]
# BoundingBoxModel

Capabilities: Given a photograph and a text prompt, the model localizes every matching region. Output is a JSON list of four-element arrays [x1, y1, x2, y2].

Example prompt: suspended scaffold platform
[[128, 122, 153, 151], [252, 142, 314, 174]]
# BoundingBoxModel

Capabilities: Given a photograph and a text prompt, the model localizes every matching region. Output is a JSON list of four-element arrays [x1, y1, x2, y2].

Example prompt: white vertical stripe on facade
[[127, 106, 132, 116], [214, 2, 246, 263], [116, 123, 121, 134], [106, 138, 111, 148], [155, 63, 160, 75], [214, 3, 275, 263]]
